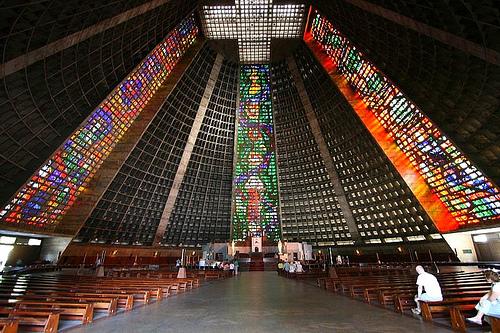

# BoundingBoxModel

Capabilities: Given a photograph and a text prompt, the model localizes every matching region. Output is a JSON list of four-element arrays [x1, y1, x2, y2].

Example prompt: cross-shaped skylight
[[201, 0, 306, 63]]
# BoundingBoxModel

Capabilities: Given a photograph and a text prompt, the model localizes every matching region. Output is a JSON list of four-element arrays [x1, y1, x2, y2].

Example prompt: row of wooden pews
[[317, 266, 499, 332], [106, 268, 233, 281], [0, 319, 19, 333], [0, 271, 202, 332]]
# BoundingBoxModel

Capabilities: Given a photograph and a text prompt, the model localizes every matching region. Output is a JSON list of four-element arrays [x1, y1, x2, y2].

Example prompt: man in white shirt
[[412, 265, 443, 315], [296, 261, 304, 273]]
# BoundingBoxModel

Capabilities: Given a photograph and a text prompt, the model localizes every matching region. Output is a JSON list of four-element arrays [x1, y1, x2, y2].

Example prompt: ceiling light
[[473, 234, 488, 243], [0, 236, 16, 244], [28, 238, 42, 246]]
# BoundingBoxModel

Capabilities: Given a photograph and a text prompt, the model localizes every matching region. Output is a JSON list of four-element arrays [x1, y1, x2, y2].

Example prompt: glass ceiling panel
[[201, 0, 305, 63]]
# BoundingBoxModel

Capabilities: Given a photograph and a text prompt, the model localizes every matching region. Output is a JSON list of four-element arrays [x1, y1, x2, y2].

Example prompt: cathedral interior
[[0, 1, 499, 331]]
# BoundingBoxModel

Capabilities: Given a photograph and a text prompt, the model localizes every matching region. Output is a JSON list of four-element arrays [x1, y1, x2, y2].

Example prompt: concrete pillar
[[287, 56, 360, 240], [0, 0, 179, 78], [153, 53, 225, 245]]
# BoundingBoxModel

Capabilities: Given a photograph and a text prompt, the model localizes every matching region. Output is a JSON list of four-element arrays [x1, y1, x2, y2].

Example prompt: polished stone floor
[[67, 272, 451, 333]]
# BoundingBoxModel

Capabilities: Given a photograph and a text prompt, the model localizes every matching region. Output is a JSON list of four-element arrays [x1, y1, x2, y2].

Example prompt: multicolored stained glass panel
[[233, 65, 280, 241], [0, 15, 198, 229], [309, 11, 500, 230]]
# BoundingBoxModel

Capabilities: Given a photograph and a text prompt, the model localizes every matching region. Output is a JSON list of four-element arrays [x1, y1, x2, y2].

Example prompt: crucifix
[[200, 0, 306, 63]]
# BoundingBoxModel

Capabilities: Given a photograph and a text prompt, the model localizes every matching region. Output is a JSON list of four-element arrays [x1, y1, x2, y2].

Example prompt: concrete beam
[[287, 56, 360, 240], [0, 0, 177, 78], [340, 0, 500, 65], [153, 53, 225, 245]]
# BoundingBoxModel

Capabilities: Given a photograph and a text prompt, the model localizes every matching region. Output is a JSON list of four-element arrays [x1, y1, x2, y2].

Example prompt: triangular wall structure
[[1, 5, 499, 257]]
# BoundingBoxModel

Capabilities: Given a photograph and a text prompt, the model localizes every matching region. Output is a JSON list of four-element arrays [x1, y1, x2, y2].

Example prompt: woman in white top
[[467, 270, 500, 325]]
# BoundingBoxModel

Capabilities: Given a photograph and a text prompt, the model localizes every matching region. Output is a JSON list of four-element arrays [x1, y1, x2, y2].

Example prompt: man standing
[[233, 259, 239, 275], [412, 265, 443, 315]]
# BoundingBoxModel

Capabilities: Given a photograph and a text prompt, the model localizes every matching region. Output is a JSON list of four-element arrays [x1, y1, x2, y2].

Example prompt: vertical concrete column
[[287, 56, 360, 240], [269, 68, 284, 241], [229, 72, 241, 241], [153, 53, 224, 245]]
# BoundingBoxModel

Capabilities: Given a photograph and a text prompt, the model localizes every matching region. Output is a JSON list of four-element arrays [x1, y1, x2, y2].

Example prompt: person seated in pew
[[289, 262, 296, 273], [284, 261, 290, 272], [467, 270, 500, 325], [296, 261, 304, 273], [411, 265, 443, 315]]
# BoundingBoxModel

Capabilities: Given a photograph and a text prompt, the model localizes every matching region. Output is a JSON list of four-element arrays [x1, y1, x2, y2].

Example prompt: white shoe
[[466, 317, 482, 325], [411, 308, 421, 315]]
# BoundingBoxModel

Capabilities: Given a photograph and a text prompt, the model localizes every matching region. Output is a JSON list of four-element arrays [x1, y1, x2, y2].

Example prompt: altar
[[201, 236, 278, 262]]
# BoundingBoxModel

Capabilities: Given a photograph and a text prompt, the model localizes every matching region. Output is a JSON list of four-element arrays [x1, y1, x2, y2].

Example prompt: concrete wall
[[442, 233, 478, 262], [39, 237, 72, 263], [472, 231, 500, 261]]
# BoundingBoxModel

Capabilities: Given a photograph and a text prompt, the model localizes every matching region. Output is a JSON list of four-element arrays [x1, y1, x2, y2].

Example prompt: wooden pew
[[449, 306, 500, 332], [449, 304, 477, 332], [204, 271, 224, 280], [0, 319, 18, 333], [0, 285, 151, 307], [419, 298, 479, 321], [393, 285, 490, 313], [14, 301, 94, 324], [6, 291, 134, 311], [486, 315, 500, 333], [0, 309, 59, 333], [313, 266, 494, 332], [0, 271, 201, 332], [1, 295, 118, 316]]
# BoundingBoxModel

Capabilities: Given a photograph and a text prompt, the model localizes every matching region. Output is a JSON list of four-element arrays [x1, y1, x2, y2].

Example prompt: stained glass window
[[233, 65, 280, 241], [0, 15, 199, 229], [309, 11, 500, 230]]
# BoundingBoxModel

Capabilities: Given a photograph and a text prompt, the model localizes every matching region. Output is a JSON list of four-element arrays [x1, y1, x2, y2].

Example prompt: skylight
[[201, 1, 306, 63]]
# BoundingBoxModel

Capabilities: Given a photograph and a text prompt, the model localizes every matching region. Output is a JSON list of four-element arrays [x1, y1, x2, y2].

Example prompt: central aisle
[[69, 272, 451, 333]]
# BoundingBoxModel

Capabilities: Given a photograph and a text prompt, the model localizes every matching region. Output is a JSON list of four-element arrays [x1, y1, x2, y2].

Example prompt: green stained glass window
[[233, 65, 280, 241]]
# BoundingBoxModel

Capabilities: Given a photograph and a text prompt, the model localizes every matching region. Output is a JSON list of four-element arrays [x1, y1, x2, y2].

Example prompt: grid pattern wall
[[201, 6, 238, 39], [1, 0, 155, 62], [162, 59, 238, 246], [0, 16, 198, 231], [75, 45, 216, 246], [0, 0, 198, 207], [310, 12, 500, 230], [315, 1, 500, 188], [271, 61, 352, 247], [271, 5, 306, 38], [294, 45, 442, 245], [363, 0, 500, 52]]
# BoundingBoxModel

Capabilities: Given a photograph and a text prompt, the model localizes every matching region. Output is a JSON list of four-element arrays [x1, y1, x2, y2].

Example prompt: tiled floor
[[67, 271, 452, 333]]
